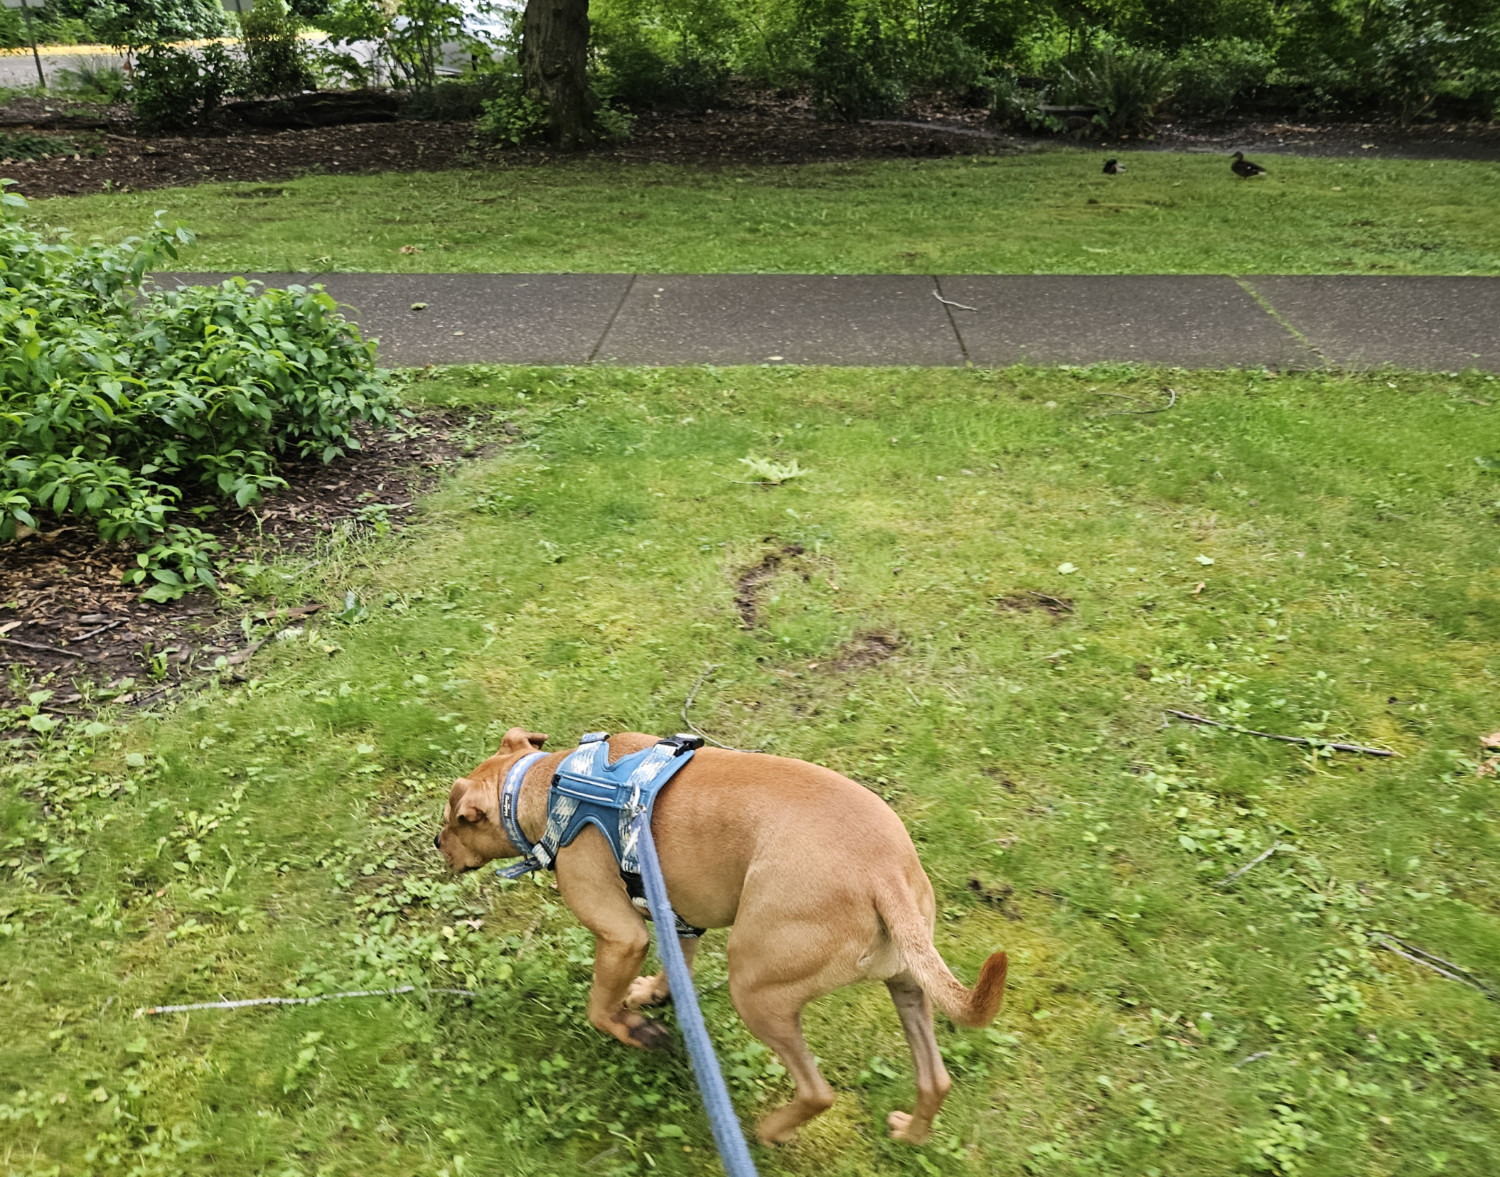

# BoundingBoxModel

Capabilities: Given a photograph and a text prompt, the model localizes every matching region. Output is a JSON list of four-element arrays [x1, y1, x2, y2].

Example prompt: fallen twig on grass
[[0, 636, 86, 659], [932, 291, 978, 311], [1164, 709, 1397, 757], [1217, 842, 1282, 887], [1370, 933, 1498, 1000], [136, 985, 476, 1017], [1096, 387, 1177, 416], [682, 664, 760, 753]]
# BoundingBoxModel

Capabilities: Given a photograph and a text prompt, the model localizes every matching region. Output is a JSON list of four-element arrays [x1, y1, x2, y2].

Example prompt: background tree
[[521, 0, 594, 147]]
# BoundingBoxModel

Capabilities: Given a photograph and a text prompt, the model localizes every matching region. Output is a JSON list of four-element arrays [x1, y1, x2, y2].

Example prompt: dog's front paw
[[627, 974, 671, 1009], [886, 1110, 932, 1145], [623, 1016, 673, 1051]]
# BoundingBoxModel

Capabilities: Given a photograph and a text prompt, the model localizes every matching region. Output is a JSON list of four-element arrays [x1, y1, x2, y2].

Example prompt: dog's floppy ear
[[457, 796, 488, 824], [498, 726, 548, 755]]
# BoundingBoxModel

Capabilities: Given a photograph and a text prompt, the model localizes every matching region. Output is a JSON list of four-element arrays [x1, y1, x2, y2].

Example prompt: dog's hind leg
[[626, 936, 699, 1009], [884, 973, 952, 1144], [732, 984, 836, 1145]]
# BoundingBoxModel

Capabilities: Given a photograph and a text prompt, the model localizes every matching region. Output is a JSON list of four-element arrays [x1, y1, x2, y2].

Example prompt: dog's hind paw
[[627, 974, 671, 1009], [624, 1016, 673, 1051], [886, 1110, 932, 1145]]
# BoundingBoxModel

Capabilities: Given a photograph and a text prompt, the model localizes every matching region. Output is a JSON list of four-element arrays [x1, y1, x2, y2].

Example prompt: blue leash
[[634, 813, 760, 1177]]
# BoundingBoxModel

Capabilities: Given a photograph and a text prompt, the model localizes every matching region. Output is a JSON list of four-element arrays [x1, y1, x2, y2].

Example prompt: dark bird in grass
[[1102, 158, 1124, 174], [1231, 151, 1267, 178]]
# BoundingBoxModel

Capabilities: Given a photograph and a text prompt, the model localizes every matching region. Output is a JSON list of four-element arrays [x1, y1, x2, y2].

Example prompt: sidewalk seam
[[590, 273, 638, 363], [932, 275, 972, 365], [1233, 276, 1327, 368]]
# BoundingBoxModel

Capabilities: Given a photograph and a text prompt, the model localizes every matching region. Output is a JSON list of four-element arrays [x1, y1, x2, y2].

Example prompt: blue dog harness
[[496, 732, 706, 937]]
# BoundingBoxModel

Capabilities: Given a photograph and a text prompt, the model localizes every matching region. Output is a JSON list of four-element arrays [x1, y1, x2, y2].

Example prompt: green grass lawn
[[3, 364, 1500, 1177], [29, 151, 1500, 275]]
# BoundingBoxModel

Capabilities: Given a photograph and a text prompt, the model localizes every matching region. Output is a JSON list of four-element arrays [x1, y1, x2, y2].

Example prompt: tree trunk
[[521, 0, 592, 150]]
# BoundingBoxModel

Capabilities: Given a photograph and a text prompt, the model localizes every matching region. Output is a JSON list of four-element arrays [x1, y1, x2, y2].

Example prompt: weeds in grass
[[1, 364, 1498, 1176]]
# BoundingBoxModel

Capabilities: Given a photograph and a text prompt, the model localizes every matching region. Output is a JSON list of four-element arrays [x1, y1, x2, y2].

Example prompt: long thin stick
[[1164, 709, 1396, 757], [1370, 935, 1497, 1000], [682, 665, 757, 752], [0, 636, 86, 659], [1098, 387, 1177, 416], [72, 618, 125, 643], [1217, 842, 1281, 887], [932, 291, 978, 311], [135, 985, 475, 1017], [1371, 933, 1498, 999]]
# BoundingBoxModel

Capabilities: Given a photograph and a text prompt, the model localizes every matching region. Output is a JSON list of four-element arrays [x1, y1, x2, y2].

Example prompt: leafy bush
[[1061, 46, 1172, 135], [476, 74, 548, 145], [594, 100, 637, 142], [0, 184, 397, 599], [1170, 38, 1273, 119], [239, 0, 315, 98], [58, 60, 130, 104], [811, 13, 905, 121], [0, 11, 95, 48], [594, 35, 730, 111], [401, 77, 496, 121], [988, 72, 1061, 131], [0, 130, 88, 161], [87, 0, 228, 49], [130, 42, 244, 131]]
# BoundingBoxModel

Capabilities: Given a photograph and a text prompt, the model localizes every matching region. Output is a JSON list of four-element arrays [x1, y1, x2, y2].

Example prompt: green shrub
[[1061, 46, 1172, 135], [239, 0, 314, 98], [0, 11, 95, 49], [811, 13, 905, 121], [130, 42, 244, 131], [593, 100, 637, 142], [0, 130, 85, 161], [58, 60, 130, 104], [1170, 38, 1272, 119], [88, 0, 229, 50], [476, 74, 548, 145], [0, 184, 397, 600], [988, 71, 1060, 131], [595, 35, 730, 111], [401, 77, 496, 121]]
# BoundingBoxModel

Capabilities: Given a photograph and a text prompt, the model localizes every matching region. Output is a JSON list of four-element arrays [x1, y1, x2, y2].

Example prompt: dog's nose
[[433, 833, 441, 849]]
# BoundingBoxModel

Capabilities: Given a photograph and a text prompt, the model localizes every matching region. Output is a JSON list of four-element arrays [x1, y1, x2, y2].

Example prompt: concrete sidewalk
[[153, 272, 1500, 371]]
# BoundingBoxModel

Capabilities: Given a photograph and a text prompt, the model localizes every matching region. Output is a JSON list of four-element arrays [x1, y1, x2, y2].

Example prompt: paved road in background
[[150, 272, 1500, 371], [0, 47, 124, 88]]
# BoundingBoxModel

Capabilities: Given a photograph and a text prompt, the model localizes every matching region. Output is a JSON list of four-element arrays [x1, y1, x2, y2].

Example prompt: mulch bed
[[0, 410, 509, 716], [4, 86, 1498, 200], [1, 96, 1023, 198]]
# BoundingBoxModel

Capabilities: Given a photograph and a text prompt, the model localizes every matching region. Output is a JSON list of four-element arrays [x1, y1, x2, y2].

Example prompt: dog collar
[[498, 750, 547, 863]]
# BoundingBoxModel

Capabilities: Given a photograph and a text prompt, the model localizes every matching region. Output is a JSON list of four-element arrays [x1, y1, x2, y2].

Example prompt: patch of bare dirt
[[0, 409, 509, 713], [995, 590, 1074, 617], [826, 630, 902, 671], [1148, 116, 1500, 161], [733, 542, 804, 629], [967, 878, 1023, 921]]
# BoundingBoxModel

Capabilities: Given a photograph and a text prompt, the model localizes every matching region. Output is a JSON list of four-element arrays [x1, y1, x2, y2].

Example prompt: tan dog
[[436, 728, 1008, 1146]]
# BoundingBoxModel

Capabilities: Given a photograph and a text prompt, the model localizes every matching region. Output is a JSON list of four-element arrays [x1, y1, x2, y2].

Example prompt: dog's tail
[[878, 886, 1008, 1029]]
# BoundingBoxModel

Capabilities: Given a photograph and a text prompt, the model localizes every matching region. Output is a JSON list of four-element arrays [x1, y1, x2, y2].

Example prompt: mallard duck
[[1231, 151, 1267, 178], [1102, 158, 1124, 175]]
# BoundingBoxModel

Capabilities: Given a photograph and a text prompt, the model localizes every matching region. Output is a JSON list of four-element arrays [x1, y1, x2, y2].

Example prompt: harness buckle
[[659, 733, 705, 756]]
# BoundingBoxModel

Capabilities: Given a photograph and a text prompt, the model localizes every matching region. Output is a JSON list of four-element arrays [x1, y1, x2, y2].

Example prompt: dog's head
[[434, 727, 548, 872]]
